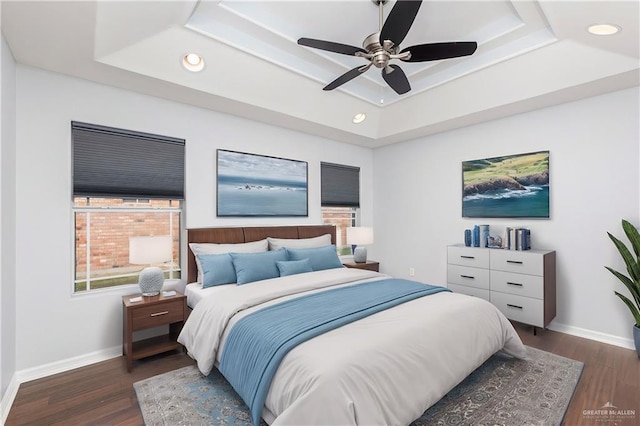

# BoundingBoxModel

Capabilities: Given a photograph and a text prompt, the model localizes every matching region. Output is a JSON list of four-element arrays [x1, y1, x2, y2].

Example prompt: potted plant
[[606, 219, 640, 357]]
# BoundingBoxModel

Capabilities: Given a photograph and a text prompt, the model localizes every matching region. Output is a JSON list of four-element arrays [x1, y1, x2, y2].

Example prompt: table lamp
[[347, 227, 374, 263], [129, 235, 172, 296]]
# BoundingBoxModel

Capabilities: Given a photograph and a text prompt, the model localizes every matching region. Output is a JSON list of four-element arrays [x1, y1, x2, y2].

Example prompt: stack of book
[[504, 227, 531, 250]]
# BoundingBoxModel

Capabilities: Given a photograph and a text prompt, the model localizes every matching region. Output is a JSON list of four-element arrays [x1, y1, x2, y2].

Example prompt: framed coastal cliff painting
[[462, 151, 550, 218], [216, 149, 308, 217]]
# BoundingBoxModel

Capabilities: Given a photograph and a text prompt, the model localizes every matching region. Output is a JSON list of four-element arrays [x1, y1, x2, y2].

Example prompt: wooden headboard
[[186, 225, 336, 283]]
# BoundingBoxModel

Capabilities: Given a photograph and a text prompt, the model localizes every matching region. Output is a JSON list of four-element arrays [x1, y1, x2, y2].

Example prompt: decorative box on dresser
[[447, 245, 556, 333]]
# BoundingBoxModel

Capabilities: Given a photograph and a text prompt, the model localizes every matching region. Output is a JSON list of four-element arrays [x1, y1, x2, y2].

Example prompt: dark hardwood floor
[[6, 322, 639, 425]]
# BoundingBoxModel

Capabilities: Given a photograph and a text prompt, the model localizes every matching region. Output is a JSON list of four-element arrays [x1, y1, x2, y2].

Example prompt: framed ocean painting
[[217, 149, 308, 217], [462, 151, 550, 218]]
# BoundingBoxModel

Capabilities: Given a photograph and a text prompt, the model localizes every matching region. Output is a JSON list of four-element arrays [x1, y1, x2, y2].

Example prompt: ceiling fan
[[298, 0, 477, 95]]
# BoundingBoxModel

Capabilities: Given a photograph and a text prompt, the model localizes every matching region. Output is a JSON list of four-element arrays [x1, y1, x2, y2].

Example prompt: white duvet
[[178, 268, 527, 426]]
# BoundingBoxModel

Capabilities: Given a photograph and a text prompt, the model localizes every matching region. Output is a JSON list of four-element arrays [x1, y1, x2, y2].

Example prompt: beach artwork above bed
[[462, 150, 550, 218], [217, 150, 308, 217]]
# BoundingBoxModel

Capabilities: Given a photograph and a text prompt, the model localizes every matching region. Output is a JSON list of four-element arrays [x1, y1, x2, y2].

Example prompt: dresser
[[447, 245, 556, 331]]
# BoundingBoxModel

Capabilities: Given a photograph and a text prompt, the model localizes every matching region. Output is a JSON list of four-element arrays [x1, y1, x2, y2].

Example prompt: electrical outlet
[[409, 267, 415, 276]]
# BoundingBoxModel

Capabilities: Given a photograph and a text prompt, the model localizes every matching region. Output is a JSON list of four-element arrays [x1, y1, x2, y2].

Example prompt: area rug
[[134, 346, 583, 426]]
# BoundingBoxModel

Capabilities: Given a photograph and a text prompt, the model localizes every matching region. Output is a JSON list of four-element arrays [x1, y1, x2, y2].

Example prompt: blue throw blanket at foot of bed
[[218, 278, 451, 426]]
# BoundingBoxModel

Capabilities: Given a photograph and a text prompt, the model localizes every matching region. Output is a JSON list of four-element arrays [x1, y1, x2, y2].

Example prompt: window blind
[[321, 162, 360, 207], [72, 121, 185, 199]]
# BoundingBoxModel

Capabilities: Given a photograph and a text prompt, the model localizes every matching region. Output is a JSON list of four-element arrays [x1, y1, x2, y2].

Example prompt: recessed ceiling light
[[587, 24, 621, 36], [182, 53, 205, 72], [352, 113, 366, 124]]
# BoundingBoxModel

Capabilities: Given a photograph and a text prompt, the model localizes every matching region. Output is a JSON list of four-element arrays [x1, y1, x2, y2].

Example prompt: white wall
[[1, 26, 18, 409], [9, 57, 638, 382], [372, 87, 640, 347], [14, 65, 373, 372]]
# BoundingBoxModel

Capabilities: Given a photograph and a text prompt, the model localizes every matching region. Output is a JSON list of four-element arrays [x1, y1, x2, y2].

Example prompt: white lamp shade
[[129, 235, 173, 265], [346, 227, 374, 245]]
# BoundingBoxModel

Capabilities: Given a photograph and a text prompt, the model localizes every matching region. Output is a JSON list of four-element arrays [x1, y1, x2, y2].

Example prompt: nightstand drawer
[[447, 265, 490, 289], [490, 292, 543, 327], [490, 270, 543, 299], [132, 299, 184, 330], [447, 246, 490, 268]]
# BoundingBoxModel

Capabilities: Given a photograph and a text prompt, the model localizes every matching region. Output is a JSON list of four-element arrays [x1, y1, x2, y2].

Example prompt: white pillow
[[267, 234, 332, 251], [189, 239, 268, 283]]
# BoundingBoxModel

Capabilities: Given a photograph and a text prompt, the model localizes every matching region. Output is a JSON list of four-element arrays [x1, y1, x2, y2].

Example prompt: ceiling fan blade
[[323, 65, 370, 91], [382, 64, 411, 95], [380, 0, 422, 46], [298, 38, 366, 56], [400, 42, 477, 62]]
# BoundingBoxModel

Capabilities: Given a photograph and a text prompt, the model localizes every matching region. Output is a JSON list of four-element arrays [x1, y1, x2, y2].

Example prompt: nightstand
[[343, 260, 380, 272], [122, 291, 187, 372]]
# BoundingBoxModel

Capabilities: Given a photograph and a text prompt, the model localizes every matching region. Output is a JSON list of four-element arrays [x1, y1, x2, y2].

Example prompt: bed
[[178, 225, 527, 426]]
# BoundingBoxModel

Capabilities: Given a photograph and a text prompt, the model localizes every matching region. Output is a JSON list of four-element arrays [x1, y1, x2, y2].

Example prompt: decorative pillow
[[276, 259, 313, 277], [230, 249, 288, 285], [197, 253, 237, 288], [267, 234, 332, 251], [189, 239, 268, 282], [285, 245, 343, 271]]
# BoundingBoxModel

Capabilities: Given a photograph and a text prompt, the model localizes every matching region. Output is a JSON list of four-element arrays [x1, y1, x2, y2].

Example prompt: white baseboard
[[15, 345, 122, 384], [548, 322, 635, 350], [1, 373, 19, 425]]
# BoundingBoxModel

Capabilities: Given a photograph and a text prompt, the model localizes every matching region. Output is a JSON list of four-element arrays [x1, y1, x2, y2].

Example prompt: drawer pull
[[507, 282, 523, 287], [150, 311, 169, 317], [460, 275, 475, 279], [507, 260, 523, 264], [506, 304, 523, 310], [460, 255, 475, 259]]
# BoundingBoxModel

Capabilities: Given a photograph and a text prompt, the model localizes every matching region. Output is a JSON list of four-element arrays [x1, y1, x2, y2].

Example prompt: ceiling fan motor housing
[[364, 33, 390, 68]]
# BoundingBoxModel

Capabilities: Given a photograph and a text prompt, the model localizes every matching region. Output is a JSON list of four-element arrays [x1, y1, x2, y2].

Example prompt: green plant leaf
[[622, 219, 640, 260], [605, 266, 640, 308], [607, 232, 640, 283], [606, 220, 640, 327], [615, 291, 640, 326]]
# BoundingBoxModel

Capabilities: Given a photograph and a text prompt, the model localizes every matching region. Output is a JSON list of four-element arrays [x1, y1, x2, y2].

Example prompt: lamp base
[[353, 246, 367, 263], [138, 266, 164, 296]]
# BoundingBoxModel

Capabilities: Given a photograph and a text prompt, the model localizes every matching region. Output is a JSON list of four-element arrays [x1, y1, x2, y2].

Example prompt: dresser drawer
[[447, 265, 490, 289], [131, 299, 184, 330], [490, 250, 543, 276], [447, 246, 490, 269], [490, 292, 543, 327], [490, 270, 543, 299], [448, 283, 491, 302]]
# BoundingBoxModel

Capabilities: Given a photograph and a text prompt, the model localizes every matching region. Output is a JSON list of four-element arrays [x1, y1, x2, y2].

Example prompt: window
[[73, 198, 182, 292], [322, 206, 357, 255], [320, 162, 360, 255], [72, 122, 185, 293]]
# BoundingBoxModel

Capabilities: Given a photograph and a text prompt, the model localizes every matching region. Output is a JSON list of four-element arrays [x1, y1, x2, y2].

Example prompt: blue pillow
[[197, 253, 236, 288], [276, 259, 313, 277], [230, 249, 288, 285], [285, 245, 343, 271]]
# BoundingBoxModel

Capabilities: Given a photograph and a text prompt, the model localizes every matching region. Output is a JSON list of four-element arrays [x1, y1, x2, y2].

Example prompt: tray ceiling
[[2, 1, 638, 147]]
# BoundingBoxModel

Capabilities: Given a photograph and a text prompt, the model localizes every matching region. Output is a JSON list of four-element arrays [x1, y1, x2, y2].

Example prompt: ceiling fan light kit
[[298, 0, 477, 95]]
